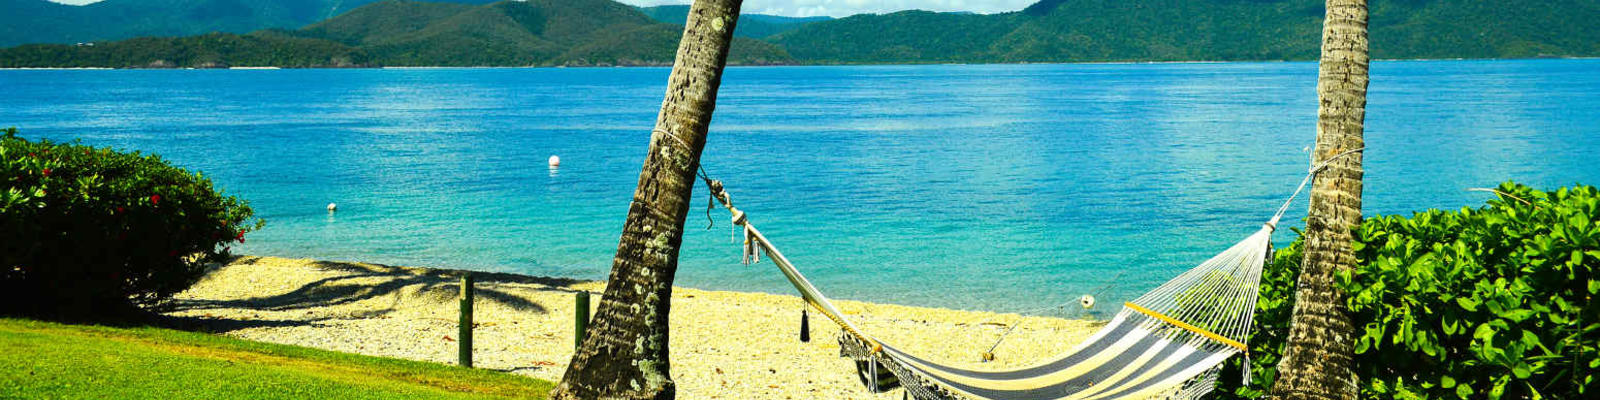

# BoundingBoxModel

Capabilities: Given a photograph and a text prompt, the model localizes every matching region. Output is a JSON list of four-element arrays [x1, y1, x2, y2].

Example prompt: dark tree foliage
[[6, 0, 1595, 67], [636, 4, 830, 39], [1217, 183, 1600, 399], [0, 0, 791, 68], [0, 32, 371, 68], [1, 128, 262, 318], [770, 0, 1600, 63]]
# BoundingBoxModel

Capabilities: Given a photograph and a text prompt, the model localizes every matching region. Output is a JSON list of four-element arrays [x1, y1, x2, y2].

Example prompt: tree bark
[[1268, 0, 1368, 399], [549, 1, 741, 399]]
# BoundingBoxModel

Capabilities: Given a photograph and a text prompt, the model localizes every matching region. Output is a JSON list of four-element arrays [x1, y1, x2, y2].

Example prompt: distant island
[[2, 0, 1597, 68]]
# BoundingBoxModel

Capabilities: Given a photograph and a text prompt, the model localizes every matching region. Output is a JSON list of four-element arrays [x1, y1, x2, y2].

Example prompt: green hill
[[310, 0, 790, 66], [2, 0, 1596, 67], [772, 0, 1600, 63], [0, 0, 500, 47], [0, 31, 368, 68], [637, 4, 831, 39], [1, 0, 791, 68]]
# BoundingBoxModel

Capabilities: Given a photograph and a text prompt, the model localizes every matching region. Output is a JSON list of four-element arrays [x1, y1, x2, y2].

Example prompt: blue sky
[[45, 0, 1039, 18]]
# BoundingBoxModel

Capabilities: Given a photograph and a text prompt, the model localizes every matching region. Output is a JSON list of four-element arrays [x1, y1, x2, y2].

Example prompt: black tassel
[[800, 308, 811, 342]]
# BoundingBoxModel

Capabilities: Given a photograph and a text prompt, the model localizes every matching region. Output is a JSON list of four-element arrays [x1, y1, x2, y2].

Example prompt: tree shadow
[[161, 256, 595, 333]]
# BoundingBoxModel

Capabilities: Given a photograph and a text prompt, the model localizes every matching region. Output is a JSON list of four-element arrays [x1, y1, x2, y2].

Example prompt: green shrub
[[1216, 182, 1600, 399], [1, 128, 261, 317]]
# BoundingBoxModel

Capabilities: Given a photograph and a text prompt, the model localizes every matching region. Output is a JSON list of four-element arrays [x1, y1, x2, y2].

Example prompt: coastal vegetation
[[0, 32, 370, 69], [0, 0, 791, 68], [3, 0, 1598, 68], [774, 0, 1600, 63], [1220, 183, 1600, 399], [0, 0, 501, 48], [1, 128, 261, 317], [0, 318, 553, 399], [637, 4, 830, 39]]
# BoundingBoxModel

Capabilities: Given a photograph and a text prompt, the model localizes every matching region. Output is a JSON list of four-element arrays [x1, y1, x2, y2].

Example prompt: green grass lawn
[[0, 318, 552, 399]]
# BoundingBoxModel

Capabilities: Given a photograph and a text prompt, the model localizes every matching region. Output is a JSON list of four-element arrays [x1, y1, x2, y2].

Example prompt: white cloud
[[47, 0, 100, 5], [616, 0, 1038, 18]]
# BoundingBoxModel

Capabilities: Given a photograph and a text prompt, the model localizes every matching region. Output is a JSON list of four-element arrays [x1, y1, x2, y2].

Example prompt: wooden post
[[458, 273, 473, 368], [574, 291, 590, 350]]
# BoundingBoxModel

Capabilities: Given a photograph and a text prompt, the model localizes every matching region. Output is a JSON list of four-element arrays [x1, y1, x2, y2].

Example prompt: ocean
[[3, 59, 1597, 315]]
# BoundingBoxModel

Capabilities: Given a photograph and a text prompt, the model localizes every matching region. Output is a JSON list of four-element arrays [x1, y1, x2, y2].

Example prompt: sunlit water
[[3, 59, 1597, 316]]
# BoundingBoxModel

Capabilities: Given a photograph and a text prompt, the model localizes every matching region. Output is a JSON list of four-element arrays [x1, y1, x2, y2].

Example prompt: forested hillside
[[4, 0, 1596, 67]]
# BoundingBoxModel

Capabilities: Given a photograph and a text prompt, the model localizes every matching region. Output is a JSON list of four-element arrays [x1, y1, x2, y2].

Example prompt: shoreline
[[3, 56, 1593, 71], [165, 256, 1104, 399]]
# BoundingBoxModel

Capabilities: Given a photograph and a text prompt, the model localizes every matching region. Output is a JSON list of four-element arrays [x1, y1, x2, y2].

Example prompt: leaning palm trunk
[[549, 1, 742, 399], [1268, 0, 1369, 399]]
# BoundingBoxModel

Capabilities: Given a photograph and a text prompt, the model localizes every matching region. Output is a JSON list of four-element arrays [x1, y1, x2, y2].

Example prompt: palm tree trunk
[[1268, 1, 1368, 399], [549, 1, 742, 399]]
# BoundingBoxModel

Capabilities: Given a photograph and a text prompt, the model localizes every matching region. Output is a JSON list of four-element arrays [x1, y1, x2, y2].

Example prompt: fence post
[[574, 291, 591, 350], [458, 273, 474, 368]]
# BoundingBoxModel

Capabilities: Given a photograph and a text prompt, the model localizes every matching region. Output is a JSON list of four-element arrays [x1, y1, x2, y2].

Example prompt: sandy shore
[[163, 256, 1102, 399]]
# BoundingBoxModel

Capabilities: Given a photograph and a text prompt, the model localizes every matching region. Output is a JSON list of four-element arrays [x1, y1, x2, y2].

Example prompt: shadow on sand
[[162, 256, 594, 333]]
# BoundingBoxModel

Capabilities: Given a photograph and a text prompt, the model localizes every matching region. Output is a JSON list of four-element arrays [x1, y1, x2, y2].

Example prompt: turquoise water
[[3, 60, 1597, 315]]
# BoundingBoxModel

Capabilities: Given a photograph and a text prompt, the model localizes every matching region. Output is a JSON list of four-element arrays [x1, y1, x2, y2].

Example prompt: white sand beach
[[164, 256, 1104, 399]]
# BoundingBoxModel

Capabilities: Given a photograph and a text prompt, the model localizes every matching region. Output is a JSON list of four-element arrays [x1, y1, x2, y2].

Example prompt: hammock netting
[[705, 175, 1294, 400]]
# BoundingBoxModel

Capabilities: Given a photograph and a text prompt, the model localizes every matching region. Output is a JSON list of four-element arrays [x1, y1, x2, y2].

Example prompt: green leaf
[[1442, 375, 1457, 388], [1457, 297, 1480, 312], [1458, 383, 1475, 399]]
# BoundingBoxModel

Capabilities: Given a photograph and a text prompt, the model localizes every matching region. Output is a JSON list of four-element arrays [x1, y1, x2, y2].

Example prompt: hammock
[[698, 172, 1315, 400]]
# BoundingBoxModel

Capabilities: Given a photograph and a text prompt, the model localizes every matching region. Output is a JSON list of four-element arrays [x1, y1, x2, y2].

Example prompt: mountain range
[[2, 0, 1597, 68], [0, 0, 794, 67], [0, 0, 499, 47]]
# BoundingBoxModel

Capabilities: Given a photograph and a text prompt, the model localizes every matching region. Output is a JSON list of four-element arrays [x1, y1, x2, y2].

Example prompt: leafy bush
[[1, 128, 261, 317], [1216, 182, 1600, 399]]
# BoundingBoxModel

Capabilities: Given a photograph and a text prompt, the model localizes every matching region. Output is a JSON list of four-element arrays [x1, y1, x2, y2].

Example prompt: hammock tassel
[[800, 308, 811, 342], [869, 359, 879, 393], [742, 226, 754, 265], [1242, 353, 1252, 387]]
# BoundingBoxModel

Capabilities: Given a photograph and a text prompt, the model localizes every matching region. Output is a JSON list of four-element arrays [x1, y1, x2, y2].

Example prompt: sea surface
[[3, 60, 1597, 316]]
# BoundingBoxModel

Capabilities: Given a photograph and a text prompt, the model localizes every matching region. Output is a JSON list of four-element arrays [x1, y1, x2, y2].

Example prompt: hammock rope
[[692, 148, 1359, 400]]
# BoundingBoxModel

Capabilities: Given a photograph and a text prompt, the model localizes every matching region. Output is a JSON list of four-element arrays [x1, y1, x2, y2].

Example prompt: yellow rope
[[1123, 302, 1248, 354]]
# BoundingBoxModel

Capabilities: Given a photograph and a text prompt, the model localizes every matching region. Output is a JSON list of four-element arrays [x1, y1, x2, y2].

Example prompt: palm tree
[[1268, 0, 1369, 399], [549, 1, 743, 399]]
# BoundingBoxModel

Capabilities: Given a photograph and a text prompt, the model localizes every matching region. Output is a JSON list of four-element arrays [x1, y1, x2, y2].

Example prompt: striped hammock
[[703, 176, 1303, 400]]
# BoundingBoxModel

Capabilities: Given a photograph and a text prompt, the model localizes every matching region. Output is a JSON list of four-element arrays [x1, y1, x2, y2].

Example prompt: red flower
[[236, 231, 246, 243], [41, 168, 51, 177], [150, 195, 161, 205], [26, 152, 35, 157], [115, 207, 125, 213]]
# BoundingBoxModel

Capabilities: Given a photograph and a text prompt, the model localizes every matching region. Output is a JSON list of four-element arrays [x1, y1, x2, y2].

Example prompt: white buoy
[[548, 155, 561, 167], [327, 203, 338, 212], [1079, 294, 1096, 309]]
